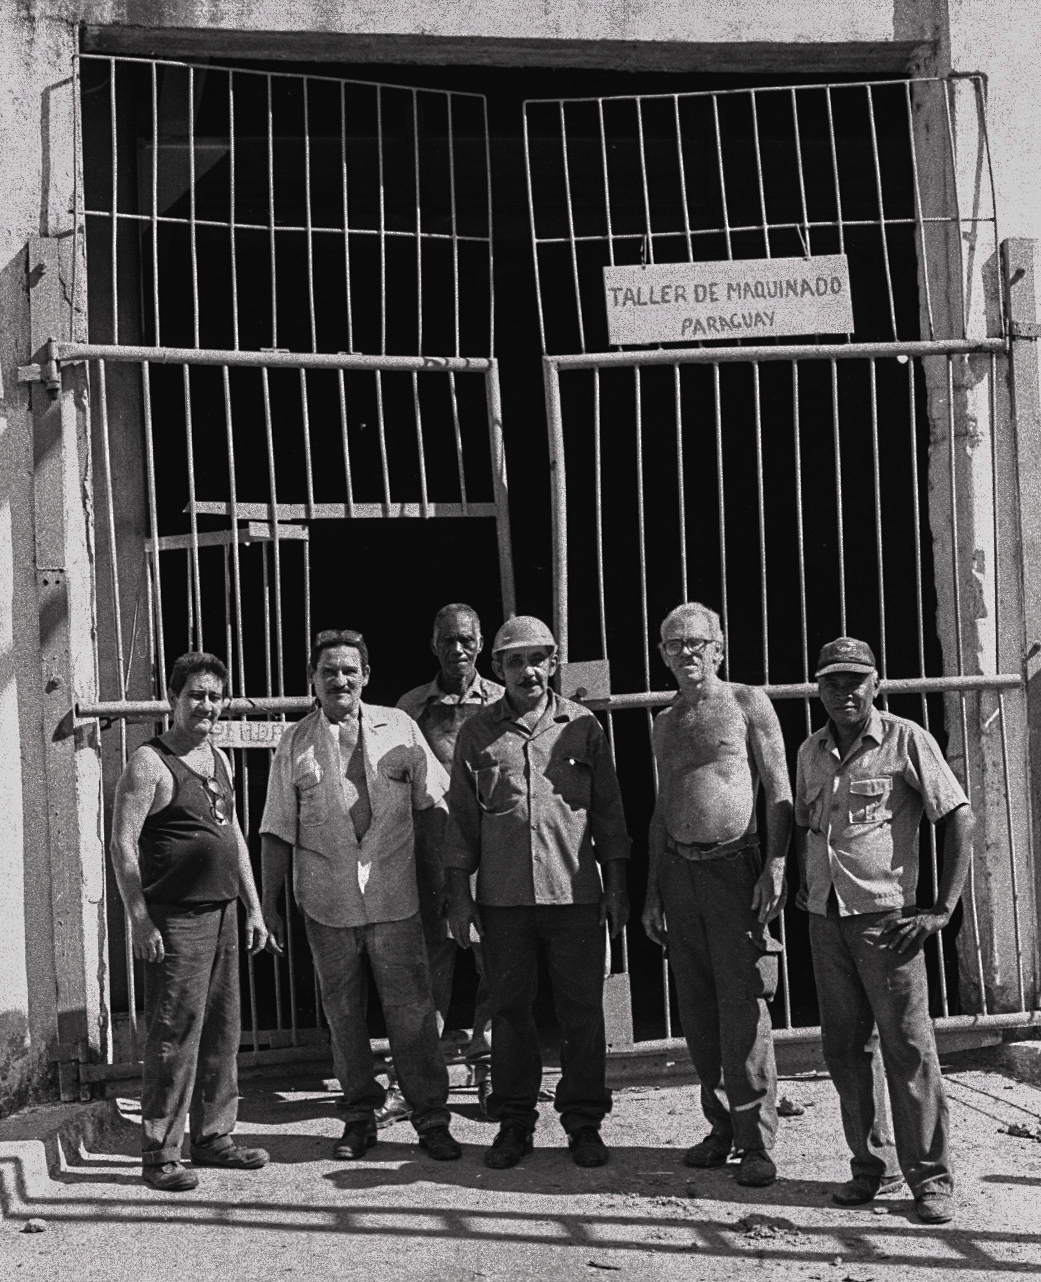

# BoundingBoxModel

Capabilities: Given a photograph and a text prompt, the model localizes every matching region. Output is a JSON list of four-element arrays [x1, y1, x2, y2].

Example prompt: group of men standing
[[110, 599, 972, 1227]]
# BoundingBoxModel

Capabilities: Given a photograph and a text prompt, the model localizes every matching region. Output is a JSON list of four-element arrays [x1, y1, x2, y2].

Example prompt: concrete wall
[[1, 0, 1040, 1107]]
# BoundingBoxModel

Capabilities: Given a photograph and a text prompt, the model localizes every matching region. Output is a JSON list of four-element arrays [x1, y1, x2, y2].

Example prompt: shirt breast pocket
[[848, 777, 892, 825], [471, 763, 521, 815], [295, 770, 327, 828]]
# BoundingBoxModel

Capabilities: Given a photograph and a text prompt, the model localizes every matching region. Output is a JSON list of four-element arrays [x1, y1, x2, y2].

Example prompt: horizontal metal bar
[[53, 342, 495, 374], [531, 215, 995, 247], [146, 524, 309, 552], [549, 338, 1007, 371], [81, 209, 490, 244], [190, 501, 498, 520], [78, 697, 314, 720], [595, 674, 1023, 711]]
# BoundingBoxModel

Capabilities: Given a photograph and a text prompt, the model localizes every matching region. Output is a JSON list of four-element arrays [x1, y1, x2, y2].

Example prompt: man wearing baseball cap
[[794, 636, 974, 1224], [444, 616, 631, 1170]]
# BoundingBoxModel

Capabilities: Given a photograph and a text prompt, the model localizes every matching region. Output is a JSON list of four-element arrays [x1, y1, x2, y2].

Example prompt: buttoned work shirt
[[260, 704, 449, 928], [443, 693, 631, 906], [795, 707, 968, 917], [396, 671, 505, 771]]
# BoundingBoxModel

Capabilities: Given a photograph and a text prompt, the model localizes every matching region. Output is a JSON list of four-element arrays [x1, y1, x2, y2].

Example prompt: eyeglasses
[[661, 636, 717, 657], [203, 776, 230, 826]]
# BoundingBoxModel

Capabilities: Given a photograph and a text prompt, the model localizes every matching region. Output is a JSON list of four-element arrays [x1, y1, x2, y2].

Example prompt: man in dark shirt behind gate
[[445, 615, 631, 1171], [109, 652, 271, 1192]]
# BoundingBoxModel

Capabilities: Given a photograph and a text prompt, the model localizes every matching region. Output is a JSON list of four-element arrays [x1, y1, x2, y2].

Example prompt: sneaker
[[484, 1124, 533, 1170], [141, 1161, 199, 1192], [832, 1175, 904, 1206], [569, 1126, 609, 1168], [915, 1191, 954, 1224], [735, 1148, 777, 1187], [190, 1144, 269, 1170], [333, 1119, 378, 1160], [374, 1086, 413, 1129], [683, 1134, 732, 1168], [418, 1126, 463, 1161]]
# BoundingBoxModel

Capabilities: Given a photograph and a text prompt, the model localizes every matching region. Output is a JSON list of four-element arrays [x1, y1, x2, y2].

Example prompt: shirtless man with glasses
[[109, 651, 271, 1192], [641, 603, 793, 1187]]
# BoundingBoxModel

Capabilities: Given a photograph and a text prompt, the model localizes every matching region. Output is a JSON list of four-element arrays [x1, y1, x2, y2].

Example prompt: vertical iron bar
[[869, 360, 888, 695], [865, 86, 900, 341], [229, 72, 240, 350], [634, 97, 656, 265], [485, 363, 516, 619], [824, 87, 846, 259], [673, 96, 694, 261], [750, 91, 771, 258], [376, 85, 387, 357], [141, 364, 168, 692], [711, 96, 733, 259], [831, 359, 847, 635], [300, 369, 315, 518], [303, 78, 317, 353], [904, 82, 936, 341], [150, 61, 161, 344], [545, 361, 569, 661], [523, 104, 549, 354], [449, 373, 469, 513], [109, 59, 119, 343], [714, 364, 730, 673], [558, 101, 587, 352], [789, 88, 811, 257], [188, 64, 200, 347], [446, 92, 461, 358], [337, 369, 356, 515], [594, 369, 608, 655], [222, 368, 247, 700], [375, 371, 393, 514], [412, 372, 430, 518], [340, 82, 355, 354], [267, 75, 277, 348], [261, 367, 285, 695], [753, 363, 769, 681], [941, 82, 969, 339], [674, 365, 688, 601], [792, 362, 811, 738], [598, 99, 618, 267], [412, 90, 423, 356], [482, 93, 495, 356], [182, 365, 204, 649]]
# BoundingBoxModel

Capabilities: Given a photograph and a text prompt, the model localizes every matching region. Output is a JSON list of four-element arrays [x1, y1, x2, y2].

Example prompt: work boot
[[141, 1161, 199, 1192], [334, 1119, 377, 1160], [832, 1175, 903, 1206], [683, 1134, 732, 1168], [374, 1086, 413, 1129], [484, 1123, 533, 1169], [419, 1126, 463, 1161], [569, 1127, 609, 1168], [190, 1144, 269, 1169], [735, 1148, 777, 1187], [915, 1191, 954, 1224]]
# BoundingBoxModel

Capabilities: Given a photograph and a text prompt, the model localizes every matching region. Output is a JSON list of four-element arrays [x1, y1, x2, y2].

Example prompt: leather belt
[[665, 833, 759, 863]]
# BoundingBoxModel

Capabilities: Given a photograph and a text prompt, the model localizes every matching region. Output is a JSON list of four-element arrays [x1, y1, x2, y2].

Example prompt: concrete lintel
[[80, 28, 932, 76]]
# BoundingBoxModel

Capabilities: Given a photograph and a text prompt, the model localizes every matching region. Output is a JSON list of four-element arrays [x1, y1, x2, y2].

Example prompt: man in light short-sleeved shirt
[[794, 636, 973, 1225], [260, 628, 462, 1163]]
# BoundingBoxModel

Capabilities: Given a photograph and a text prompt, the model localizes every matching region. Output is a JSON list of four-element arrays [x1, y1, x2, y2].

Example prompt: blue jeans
[[660, 847, 781, 1152], [304, 912, 450, 1133], [480, 903, 611, 1135], [141, 900, 241, 1166], [809, 909, 952, 1195]]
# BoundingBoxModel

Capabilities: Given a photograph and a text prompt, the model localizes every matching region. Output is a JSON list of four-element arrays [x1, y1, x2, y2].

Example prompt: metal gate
[[68, 54, 513, 1086], [524, 75, 1039, 1050]]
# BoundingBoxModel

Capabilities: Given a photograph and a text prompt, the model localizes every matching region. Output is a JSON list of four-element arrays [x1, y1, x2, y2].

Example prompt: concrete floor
[[2, 1060, 1041, 1282]]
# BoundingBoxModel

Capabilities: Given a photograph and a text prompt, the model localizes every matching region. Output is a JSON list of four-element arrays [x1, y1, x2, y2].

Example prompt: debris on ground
[[21, 1218, 46, 1233], [737, 1213, 808, 1244], [587, 1262, 622, 1271], [778, 1096, 807, 1116], [1001, 1122, 1041, 1140]]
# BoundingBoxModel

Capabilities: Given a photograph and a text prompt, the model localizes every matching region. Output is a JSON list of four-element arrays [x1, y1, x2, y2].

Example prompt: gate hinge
[[17, 337, 61, 396], [558, 659, 611, 705], [1010, 320, 1041, 340]]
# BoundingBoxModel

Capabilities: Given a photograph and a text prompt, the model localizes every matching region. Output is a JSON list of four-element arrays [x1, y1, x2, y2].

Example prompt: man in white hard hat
[[795, 636, 973, 1224], [445, 616, 631, 1170], [642, 603, 791, 1189]]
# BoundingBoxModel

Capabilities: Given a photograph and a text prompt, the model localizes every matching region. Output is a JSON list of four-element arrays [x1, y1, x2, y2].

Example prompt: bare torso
[[654, 682, 760, 844]]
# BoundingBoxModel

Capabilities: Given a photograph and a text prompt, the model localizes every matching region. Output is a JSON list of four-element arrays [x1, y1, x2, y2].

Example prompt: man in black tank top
[[110, 652, 272, 1192]]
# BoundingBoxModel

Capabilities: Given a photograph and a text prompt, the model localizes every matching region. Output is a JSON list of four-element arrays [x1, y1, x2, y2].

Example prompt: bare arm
[[109, 749, 165, 963], [744, 687, 794, 924], [793, 823, 809, 909], [261, 834, 292, 954], [879, 803, 974, 954]]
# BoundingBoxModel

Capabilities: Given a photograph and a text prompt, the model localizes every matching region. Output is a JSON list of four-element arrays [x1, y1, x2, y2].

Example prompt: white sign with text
[[603, 254, 853, 346]]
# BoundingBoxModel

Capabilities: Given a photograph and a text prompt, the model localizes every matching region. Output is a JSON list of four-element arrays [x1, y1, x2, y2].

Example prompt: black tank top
[[139, 738, 241, 905]]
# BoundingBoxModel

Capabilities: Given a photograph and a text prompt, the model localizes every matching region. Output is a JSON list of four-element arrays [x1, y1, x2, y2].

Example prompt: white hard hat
[[491, 615, 557, 653]]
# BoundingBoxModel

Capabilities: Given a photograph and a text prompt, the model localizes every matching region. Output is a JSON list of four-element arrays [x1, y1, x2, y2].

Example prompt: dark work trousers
[[809, 909, 952, 1195], [416, 858, 493, 1065], [141, 900, 241, 1166], [660, 847, 780, 1153], [304, 911, 451, 1134], [481, 903, 611, 1136]]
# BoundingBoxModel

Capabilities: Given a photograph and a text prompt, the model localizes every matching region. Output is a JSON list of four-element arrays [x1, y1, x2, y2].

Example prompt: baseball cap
[[815, 636, 877, 677], [491, 616, 557, 653]]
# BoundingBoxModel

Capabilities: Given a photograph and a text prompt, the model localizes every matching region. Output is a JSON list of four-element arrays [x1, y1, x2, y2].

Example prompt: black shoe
[[190, 1144, 269, 1170], [374, 1087, 413, 1129], [477, 1078, 493, 1121], [484, 1124, 533, 1169], [142, 1161, 199, 1192], [832, 1175, 904, 1206], [735, 1148, 777, 1187], [333, 1120, 377, 1160], [683, 1134, 732, 1168], [569, 1126, 609, 1168], [419, 1126, 463, 1161]]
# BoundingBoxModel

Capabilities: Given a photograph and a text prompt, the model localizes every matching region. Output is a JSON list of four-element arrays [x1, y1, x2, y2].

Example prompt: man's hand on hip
[[599, 888, 630, 940], [751, 859, 788, 924]]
